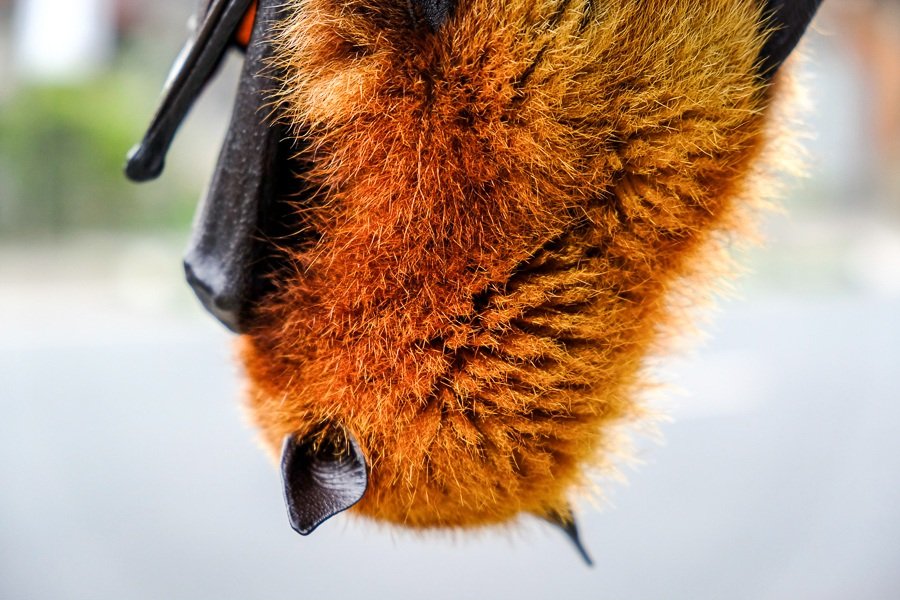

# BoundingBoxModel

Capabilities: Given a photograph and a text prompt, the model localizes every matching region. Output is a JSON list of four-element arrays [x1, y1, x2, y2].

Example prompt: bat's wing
[[760, 0, 824, 78], [181, 0, 298, 333], [127, 0, 296, 332]]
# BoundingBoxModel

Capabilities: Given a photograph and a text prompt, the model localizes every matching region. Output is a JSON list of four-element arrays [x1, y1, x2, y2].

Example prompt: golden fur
[[240, 0, 784, 528]]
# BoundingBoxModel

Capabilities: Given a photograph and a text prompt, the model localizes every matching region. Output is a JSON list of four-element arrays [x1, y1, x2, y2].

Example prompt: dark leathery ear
[[541, 508, 594, 566], [759, 0, 823, 78], [281, 426, 369, 536], [182, 0, 293, 333], [409, 0, 455, 31], [125, 0, 256, 181]]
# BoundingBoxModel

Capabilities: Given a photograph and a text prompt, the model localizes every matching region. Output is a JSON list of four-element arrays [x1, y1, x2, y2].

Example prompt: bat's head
[[128, 0, 821, 543]]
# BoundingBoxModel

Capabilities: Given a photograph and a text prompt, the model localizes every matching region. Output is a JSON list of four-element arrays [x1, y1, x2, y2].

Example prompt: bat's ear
[[281, 426, 369, 535], [759, 0, 824, 78]]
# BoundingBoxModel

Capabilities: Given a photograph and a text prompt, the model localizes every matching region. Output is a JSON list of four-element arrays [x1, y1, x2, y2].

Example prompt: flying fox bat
[[127, 0, 822, 565]]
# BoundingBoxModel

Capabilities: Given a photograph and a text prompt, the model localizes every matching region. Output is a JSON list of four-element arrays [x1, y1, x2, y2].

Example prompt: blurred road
[[1, 235, 898, 600]]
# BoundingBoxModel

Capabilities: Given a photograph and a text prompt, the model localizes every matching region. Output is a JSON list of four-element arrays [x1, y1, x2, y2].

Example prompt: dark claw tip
[[542, 509, 594, 567], [125, 143, 165, 182]]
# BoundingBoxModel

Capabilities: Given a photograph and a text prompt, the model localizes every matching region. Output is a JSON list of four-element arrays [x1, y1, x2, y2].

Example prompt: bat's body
[[128, 0, 822, 560]]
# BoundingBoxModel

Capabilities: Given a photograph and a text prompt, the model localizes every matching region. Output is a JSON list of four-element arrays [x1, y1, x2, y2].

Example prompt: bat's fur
[[240, 0, 785, 528]]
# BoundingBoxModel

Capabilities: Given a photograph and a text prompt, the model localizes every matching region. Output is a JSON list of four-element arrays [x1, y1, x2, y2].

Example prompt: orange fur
[[239, 0, 786, 528]]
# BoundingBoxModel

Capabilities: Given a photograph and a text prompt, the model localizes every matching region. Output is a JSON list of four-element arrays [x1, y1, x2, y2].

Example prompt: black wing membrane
[[182, 0, 295, 333], [127, 0, 296, 332], [760, 0, 824, 78]]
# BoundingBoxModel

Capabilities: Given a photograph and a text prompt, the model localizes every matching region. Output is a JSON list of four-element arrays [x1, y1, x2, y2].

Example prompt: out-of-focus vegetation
[[0, 0, 213, 239], [0, 75, 197, 236], [0, 72, 196, 236]]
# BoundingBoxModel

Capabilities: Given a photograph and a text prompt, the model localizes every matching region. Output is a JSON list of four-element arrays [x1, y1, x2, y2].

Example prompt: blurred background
[[1, 1, 898, 599]]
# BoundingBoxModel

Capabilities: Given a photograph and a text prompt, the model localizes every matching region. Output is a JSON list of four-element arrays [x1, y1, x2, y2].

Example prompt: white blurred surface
[[0, 228, 898, 600]]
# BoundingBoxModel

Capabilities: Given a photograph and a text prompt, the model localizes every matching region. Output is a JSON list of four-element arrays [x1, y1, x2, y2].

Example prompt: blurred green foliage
[[0, 75, 197, 237]]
